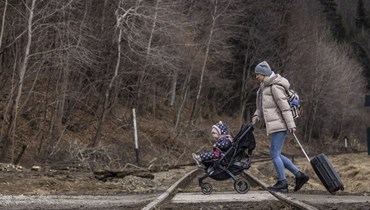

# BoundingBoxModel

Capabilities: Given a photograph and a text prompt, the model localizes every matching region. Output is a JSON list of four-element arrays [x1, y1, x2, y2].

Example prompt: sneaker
[[192, 153, 202, 165], [294, 172, 309, 192], [267, 180, 288, 193]]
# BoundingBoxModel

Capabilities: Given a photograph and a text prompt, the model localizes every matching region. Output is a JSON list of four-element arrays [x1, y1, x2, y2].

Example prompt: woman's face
[[255, 73, 265, 82]]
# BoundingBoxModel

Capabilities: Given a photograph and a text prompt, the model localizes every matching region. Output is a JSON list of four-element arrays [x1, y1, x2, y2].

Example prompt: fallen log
[[94, 170, 154, 181]]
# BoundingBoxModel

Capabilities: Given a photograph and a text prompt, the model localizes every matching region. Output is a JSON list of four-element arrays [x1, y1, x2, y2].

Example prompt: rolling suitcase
[[293, 133, 344, 194], [310, 153, 344, 194]]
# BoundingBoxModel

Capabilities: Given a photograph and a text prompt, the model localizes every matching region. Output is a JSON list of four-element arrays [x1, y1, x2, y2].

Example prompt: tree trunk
[[334, 85, 350, 141], [37, 75, 52, 156], [93, 5, 124, 146], [136, 0, 160, 105], [6, 0, 36, 163], [189, 1, 218, 124], [175, 63, 193, 130], [240, 49, 254, 123], [0, 54, 17, 161], [152, 82, 156, 115], [47, 62, 68, 156], [0, 0, 8, 49], [170, 70, 178, 107], [100, 0, 108, 33], [47, 5, 74, 158]]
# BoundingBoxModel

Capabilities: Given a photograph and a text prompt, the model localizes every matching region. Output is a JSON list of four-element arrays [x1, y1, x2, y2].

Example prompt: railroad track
[[2, 155, 368, 209], [142, 157, 370, 210]]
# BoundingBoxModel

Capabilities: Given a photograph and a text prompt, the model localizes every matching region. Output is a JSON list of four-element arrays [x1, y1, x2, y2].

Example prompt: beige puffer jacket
[[253, 74, 296, 134]]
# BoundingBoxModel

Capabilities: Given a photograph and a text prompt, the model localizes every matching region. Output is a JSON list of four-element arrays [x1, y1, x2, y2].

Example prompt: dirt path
[[0, 194, 159, 210], [0, 166, 195, 195]]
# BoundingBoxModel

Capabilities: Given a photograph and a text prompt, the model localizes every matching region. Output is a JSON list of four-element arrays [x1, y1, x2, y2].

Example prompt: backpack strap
[[270, 85, 277, 104], [270, 84, 286, 105]]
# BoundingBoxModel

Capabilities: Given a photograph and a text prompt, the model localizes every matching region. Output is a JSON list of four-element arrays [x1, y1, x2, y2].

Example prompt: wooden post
[[133, 108, 140, 166], [366, 95, 370, 155], [367, 128, 370, 156]]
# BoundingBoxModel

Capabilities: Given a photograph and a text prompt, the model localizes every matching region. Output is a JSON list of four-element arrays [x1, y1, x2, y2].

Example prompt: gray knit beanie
[[255, 61, 272, 76]]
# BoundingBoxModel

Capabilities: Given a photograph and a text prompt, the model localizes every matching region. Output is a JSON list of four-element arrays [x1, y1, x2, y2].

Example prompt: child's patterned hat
[[211, 121, 229, 135]]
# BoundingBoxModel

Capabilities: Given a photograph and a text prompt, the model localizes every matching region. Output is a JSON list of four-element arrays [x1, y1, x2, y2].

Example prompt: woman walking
[[252, 61, 309, 193]]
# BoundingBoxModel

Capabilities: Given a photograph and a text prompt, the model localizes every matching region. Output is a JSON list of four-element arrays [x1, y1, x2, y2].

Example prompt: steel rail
[[243, 170, 318, 210], [141, 168, 200, 210]]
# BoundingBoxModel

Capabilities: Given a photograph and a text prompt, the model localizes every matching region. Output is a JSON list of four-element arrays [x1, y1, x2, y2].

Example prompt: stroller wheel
[[201, 183, 213, 195], [234, 178, 250, 194]]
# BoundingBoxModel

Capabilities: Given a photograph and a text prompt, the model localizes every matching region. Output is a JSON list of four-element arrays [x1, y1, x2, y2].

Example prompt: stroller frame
[[198, 123, 255, 194]]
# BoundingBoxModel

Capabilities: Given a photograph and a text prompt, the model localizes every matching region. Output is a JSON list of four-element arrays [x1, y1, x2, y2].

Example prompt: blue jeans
[[270, 131, 299, 181]]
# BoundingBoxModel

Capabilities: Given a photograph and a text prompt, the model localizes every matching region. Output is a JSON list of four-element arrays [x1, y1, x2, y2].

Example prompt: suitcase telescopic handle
[[292, 133, 311, 162]]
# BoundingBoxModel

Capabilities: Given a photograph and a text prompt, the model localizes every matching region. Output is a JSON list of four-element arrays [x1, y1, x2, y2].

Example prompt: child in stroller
[[192, 121, 233, 169], [193, 122, 256, 194]]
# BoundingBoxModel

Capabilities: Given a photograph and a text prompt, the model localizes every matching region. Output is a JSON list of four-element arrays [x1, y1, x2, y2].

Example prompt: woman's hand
[[289, 127, 296, 133], [252, 116, 259, 125]]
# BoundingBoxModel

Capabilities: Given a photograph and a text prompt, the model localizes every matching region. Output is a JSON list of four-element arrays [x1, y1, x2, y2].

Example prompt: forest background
[[0, 0, 369, 170]]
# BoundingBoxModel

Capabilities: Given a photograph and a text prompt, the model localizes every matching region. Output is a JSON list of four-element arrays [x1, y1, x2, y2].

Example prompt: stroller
[[198, 123, 256, 195]]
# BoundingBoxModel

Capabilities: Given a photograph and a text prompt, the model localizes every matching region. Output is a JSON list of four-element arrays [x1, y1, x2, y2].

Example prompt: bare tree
[[0, 0, 367, 166], [135, 0, 161, 104], [92, 1, 129, 146], [189, 0, 234, 123], [0, 0, 8, 49], [285, 0, 366, 144], [3, 0, 36, 163]]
